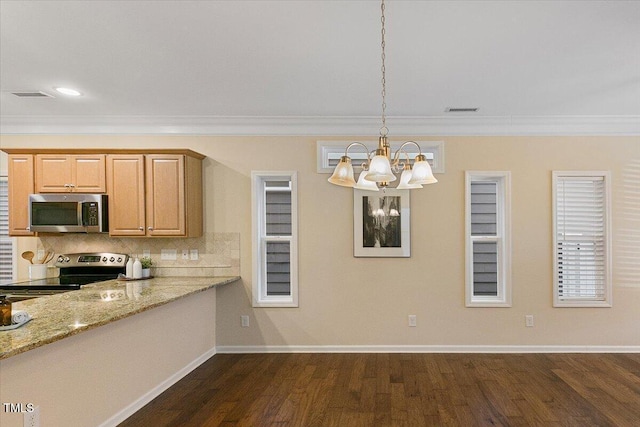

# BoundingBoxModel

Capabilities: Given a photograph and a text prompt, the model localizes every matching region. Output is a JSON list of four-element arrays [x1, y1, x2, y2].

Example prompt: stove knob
[[64, 257, 70, 262], [117, 257, 123, 263], [109, 257, 115, 262], [57, 255, 64, 263]]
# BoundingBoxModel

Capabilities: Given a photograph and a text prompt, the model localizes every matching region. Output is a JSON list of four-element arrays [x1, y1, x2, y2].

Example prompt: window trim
[[465, 171, 512, 307], [251, 171, 298, 307], [552, 171, 612, 308]]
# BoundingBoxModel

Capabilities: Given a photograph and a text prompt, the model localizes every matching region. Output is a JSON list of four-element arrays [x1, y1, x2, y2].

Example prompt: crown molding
[[1, 115, 638, 136]]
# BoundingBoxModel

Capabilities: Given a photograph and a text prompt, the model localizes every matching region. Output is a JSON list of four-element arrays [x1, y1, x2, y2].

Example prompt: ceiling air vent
[[11, 91, 54, 98], [445, 107, 479, 113]]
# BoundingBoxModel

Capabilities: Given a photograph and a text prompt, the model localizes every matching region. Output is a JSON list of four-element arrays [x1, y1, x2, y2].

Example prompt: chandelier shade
[[355, 171, 380, 191], [365, 153, 397, 183], [396, 165, 423, 189], [327, 156, 356, 187], [408, 154, 438, 185]]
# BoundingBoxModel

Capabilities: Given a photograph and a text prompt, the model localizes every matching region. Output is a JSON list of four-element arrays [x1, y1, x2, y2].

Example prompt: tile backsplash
[[37, 232, 240, 277]]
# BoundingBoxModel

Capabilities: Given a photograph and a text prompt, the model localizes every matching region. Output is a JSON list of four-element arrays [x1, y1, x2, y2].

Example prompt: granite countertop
[[0, 276, 239, 360]]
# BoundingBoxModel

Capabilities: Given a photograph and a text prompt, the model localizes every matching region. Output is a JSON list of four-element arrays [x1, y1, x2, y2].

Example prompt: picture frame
[[353, 189, 411, 257]]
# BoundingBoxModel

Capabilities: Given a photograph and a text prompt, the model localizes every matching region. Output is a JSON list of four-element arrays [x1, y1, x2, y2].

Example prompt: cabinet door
[[146, 155, 185, 236], [72, 155, 106, 192], [35, 155, 72, 192], [36, 154, 106, 193], [7, 155, 35, 236], [107, 155, 146, 236]]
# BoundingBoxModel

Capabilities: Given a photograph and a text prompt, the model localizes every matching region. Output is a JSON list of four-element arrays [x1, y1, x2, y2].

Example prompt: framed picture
[[353, 189, 410, 257]]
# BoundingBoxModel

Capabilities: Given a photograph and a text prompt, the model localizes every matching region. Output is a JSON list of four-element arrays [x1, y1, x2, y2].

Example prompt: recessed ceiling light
[[54, 87, 82, 96]]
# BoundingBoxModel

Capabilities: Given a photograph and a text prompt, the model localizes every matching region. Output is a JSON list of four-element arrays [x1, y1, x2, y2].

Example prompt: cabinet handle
[[138, 227, 144, 231], [148, 227, 154, 231]]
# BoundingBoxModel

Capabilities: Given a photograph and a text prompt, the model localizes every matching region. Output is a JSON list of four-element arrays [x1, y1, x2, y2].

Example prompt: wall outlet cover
[[525, 315, 534, 327], [408, 315, 417, 327]]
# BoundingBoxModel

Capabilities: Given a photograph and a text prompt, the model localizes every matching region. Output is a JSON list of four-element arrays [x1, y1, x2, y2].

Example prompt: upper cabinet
[[7, 154, 35, 236], [107, 152, 203, 238], [36, 154, 106, 193], [2, 149, 204, 238]]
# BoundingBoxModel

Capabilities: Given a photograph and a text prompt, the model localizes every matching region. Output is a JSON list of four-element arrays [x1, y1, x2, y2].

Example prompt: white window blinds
[[553, 172, 611, 307], [0, 177, 13, 282]]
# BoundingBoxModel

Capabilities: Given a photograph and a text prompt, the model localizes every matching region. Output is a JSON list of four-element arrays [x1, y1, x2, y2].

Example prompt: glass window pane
[[473, 241, 498, 296], [471, 182, 497, 236], [265, 189, 291, 236], [266, 241, 290, 295]]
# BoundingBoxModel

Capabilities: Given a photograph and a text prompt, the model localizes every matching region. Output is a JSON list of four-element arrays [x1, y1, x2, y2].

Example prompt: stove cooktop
[[0, 252, 127, 292]]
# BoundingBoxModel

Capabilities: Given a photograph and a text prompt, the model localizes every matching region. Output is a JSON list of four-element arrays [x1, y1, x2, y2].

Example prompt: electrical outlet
[[142, 249, 151, 258], [241, 315, 250, 327], [182, 249, 189, 260], [408, 315, 417, 327], [190, 249, 199, 261], [525, 315, 534, 327], [24, 406, 40, 427]]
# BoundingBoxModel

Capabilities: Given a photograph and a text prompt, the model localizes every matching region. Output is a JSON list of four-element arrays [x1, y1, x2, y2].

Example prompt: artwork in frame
[[353, 189, 410, 257]]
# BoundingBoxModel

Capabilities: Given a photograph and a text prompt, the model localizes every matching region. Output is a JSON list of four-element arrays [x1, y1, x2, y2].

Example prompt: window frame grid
[[552, 171, 612, 308], [252, 171, 298, 308], [465, 171, 512, 307]]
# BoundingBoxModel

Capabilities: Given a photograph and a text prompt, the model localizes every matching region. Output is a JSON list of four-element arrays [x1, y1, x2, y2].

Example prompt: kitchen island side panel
[[0, 288, 216, 427]]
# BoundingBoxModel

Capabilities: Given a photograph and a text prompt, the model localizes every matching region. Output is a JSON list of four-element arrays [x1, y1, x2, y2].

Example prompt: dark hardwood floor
[[119, 353, 640, 426]]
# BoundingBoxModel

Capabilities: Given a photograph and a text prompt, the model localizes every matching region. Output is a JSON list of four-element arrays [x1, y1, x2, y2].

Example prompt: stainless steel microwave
[[28, 194, 109, 233]]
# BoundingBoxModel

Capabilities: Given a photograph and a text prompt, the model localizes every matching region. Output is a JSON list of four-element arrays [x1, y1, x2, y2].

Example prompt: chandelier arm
[[392, 140, 424, 164], [344, 141, 373, 164]]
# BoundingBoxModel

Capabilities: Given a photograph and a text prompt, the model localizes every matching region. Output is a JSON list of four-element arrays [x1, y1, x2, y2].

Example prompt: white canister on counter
[[133, 257, 142, 279], [126, 256, 134, 278]]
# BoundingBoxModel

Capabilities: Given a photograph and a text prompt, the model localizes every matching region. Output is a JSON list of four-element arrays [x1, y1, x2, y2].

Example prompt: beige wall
[[0, 288, 216, 427], [2, 134, 639, 349]]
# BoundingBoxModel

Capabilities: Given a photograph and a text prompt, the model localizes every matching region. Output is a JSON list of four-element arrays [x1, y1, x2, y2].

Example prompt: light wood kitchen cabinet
[[7, 154, 35, 236], [106, 154, 146, 236], [36, 154, 106, 193], [107, 153, 202, 237]]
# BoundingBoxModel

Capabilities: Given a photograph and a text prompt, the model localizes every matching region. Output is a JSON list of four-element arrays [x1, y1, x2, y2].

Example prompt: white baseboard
[[216, 345, 640, 354], [99, 346, 217, 427]]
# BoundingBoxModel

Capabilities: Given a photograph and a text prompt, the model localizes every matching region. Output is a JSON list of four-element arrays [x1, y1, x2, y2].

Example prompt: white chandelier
[[328, 0, 437, 191]]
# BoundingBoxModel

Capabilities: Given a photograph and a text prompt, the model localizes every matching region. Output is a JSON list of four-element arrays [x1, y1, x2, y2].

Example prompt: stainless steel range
[[0, 252, 128, 300]]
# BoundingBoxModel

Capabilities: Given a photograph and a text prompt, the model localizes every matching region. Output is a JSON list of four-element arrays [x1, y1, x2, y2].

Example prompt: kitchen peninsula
[[0, 276, 239, 427]]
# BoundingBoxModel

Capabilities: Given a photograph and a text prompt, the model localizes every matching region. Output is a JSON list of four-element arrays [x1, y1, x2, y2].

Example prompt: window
[[465, 172, 511, 307], [316, 140, 445, 174], [553, 172, 611, 307], [252, 172, 298, 307], [0, 177, 13, 282]]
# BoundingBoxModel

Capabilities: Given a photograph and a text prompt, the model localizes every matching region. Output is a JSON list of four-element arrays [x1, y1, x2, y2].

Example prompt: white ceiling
[[1, 0, 639, 135]]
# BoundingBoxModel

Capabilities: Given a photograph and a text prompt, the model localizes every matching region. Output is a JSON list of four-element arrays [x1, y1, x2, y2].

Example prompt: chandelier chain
[[380, 0, 388, 137]]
